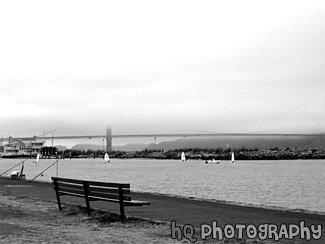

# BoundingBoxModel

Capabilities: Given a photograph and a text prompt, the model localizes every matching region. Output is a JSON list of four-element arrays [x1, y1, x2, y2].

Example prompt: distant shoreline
[[2, 147, 325, 161], [105, 149, 325, 161], [2, 154, 325, 160]]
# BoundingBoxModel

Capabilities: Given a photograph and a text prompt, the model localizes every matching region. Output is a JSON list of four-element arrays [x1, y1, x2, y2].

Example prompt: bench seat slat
[[124, 200, 150, 206], [89, 191, 131, 201], [54, 181, 131, 195], [89, 186, 130, 195], [53, 177, 130, 188], [87, 180, 130, 188], [58, 191, 85, 198], [88, 197, 149, 206], [55, 182, 84, 191], [57, 187, 84, 196], [53, 177, 84, 184], [88, 197, 120, 203]]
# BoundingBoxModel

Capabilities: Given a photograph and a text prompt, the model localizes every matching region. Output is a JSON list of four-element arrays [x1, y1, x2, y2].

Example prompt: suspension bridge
[[1, 127, 325, 152]]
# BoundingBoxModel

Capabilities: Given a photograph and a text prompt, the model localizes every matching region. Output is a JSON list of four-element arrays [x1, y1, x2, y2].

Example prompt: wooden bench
[[52, 177, 150, 222]]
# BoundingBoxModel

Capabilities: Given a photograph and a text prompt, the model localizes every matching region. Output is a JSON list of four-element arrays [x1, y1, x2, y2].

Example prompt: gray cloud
[[0, 1, 324, 138]]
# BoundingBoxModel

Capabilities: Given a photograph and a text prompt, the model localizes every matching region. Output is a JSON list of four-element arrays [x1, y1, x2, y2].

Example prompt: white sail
[[104, 153, 110, 162], [181, 152, 186, 162], [231, 152, 235, 164], [33, 153, 40, 164]]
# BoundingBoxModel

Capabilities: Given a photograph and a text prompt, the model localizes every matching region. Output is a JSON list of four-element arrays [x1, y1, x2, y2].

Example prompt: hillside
[[148, 136, 325, 150], [64, 136, 325, 152], [70, 143, 148, 151], [71, 144, 103, 151]]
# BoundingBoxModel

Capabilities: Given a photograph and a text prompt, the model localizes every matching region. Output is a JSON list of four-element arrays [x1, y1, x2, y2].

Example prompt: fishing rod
[[29, 159, 60, 182], [0, 158, 29, 176]]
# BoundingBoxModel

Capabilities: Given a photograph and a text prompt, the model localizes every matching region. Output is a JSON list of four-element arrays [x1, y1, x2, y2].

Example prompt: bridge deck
[[2, 132, 324, 141]]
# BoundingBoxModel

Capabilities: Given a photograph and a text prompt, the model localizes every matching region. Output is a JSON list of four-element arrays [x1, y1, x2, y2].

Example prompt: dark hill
[[65, 136, 325, 152], [70, 143, 148, 151], [147, 136, 325, 150]]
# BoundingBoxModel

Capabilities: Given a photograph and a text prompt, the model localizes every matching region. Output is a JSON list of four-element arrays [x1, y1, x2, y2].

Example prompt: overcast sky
[[0, 0, 324, 144]]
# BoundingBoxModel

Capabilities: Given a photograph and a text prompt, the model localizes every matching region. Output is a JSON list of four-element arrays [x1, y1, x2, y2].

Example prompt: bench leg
[[119, 203, 125, 223], [56, 194, 62, 211], [84, 196, 91, 216], [83, 181, 91, 216], [118, 186, 125, 223], [53, 181, 62, 210]]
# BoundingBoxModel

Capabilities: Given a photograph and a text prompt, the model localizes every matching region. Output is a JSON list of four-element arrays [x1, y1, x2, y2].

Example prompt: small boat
[[205, 159, 220, 164], [104, 153, 110, 163], [181, 152, 186, 162], [10, 171, 20, 180], [231, 152, 235, 164], [10, 161, 26, 180]]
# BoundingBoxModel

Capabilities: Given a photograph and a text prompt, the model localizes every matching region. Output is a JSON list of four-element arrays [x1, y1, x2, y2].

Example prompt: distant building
[[310, 148, 319, 154], [0, 139, 45, 158]]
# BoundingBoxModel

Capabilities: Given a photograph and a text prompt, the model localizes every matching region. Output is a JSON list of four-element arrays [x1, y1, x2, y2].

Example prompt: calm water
[[1, 158, 324, 214]]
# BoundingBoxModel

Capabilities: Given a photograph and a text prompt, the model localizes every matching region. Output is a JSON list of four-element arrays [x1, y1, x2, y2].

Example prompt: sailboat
[[104, 153, 110, 163], [205, 159, 220, 164], [33, 153, 40, 164], [181, 152, 186, 162], [231, 152, 235, 164], [36, 153, 40, 163]]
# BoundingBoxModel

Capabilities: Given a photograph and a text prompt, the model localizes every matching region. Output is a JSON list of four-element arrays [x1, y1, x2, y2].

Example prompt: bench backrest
[[52, 177, 132, 202]]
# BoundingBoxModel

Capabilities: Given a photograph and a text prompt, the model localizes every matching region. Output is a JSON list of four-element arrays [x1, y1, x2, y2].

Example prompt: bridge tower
[[106, 126, 112, 152]]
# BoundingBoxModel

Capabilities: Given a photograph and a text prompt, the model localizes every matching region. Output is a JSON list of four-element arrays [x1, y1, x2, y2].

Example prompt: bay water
[[1, 158, 324, 214]]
